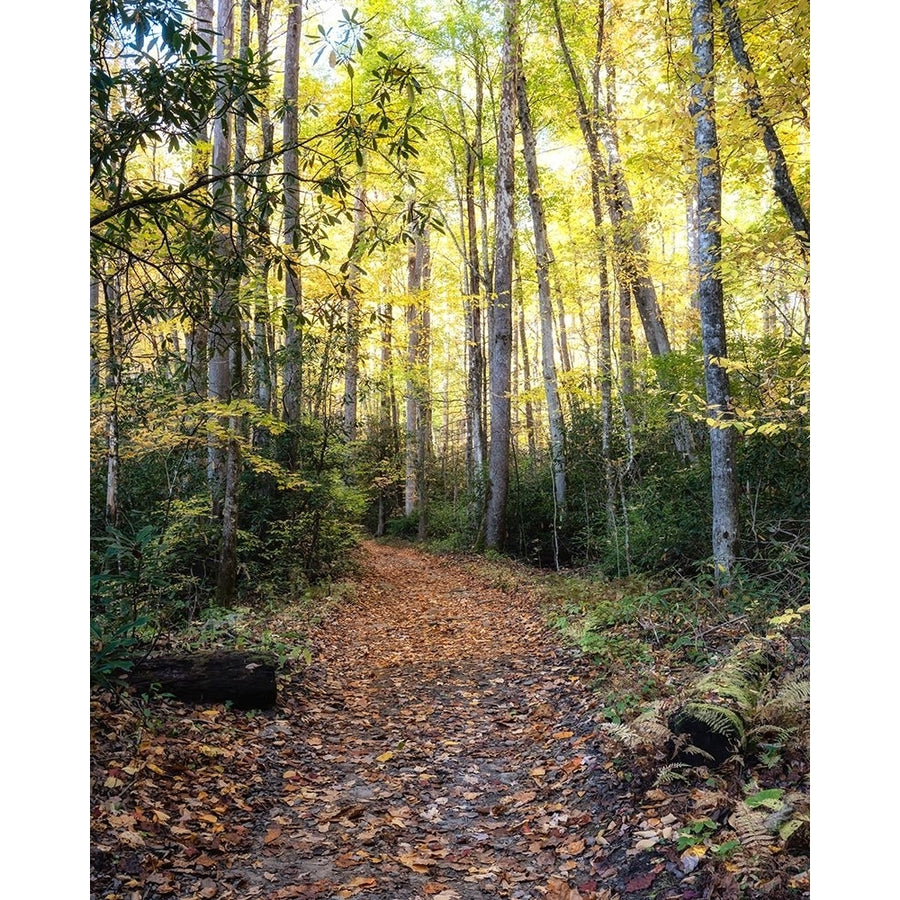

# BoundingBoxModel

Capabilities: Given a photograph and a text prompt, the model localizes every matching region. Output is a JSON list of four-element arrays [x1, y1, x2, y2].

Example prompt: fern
[[760, 671, 810, 719], [729, 799, 774, 881], [600, 722, 643, 749], [682, 701, 746, 745], [655, 763, 691, 786]]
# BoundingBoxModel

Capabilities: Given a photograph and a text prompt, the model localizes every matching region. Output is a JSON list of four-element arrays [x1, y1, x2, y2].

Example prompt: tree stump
[[128, 651, 277, 709]]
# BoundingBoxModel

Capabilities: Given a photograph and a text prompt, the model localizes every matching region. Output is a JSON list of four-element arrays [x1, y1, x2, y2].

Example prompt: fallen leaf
[[552, 730, 575, 739], [624, 870, 657, 892], [634, 837, 659, 851], [376, 751, 394, 762], [545, 876, 583, 900], [398, 852, 432, 873], [263, 825, 283, 845]]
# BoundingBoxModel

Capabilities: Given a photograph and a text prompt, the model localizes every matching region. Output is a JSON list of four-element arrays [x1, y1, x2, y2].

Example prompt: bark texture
[[281, 0, 303, 424], [128, 652, 277, 709], [516, 69, 566, 514], [691, 0, 738, 584], [484, 0, 518, 551]]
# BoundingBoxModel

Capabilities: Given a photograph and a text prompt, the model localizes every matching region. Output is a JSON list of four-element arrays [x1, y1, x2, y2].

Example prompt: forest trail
[[247, 541, 645, 899], [91, 542, 675, 900]]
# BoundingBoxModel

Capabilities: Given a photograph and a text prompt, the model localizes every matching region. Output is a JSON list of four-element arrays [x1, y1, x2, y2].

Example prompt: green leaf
[[745, 788, 784, 809]]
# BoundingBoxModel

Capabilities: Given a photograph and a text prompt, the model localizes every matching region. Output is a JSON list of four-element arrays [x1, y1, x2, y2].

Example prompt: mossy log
[[128, 651, 277, 709], [669, 634, 788, 765]]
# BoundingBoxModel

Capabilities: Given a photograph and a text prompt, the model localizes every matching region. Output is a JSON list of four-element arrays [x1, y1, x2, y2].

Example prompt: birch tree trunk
[[516, 69, 566, 513], [484, 0, 518, 551], [717, 0, 809, 253], [281, 0, 303, 424], [417, 232, 432, 541], [517, 298, 537, 461], [691, 0, 738, 586], [90, 280, 101, 391]]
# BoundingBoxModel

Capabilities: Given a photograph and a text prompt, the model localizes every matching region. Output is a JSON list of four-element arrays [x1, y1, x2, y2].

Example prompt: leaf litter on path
[[91, 541, 686, 899]]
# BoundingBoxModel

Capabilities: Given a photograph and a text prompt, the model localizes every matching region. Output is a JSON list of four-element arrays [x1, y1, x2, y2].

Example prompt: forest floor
[[91, 540, 809, 900]]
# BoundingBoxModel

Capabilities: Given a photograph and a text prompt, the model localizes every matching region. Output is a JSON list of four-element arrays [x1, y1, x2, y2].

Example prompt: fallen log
[[127, 651, 277, 709], [668, 634, 788, 765]]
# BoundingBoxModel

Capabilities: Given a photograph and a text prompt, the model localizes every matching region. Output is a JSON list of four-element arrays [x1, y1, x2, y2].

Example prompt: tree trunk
[[551, 0, 695, 461], [517, 298, 537, 461], [252, 0, 275, 426], [379, 300, 400, 456], [281, 0, 303, 424], [207, 0, 241, 605], [90, 280, 101, 391], [184, 0, 214, 402], [103, 277, 121, 528], [717, 0, 809, 253], [128, 651, 277, 709], [691, 0, 738, 587], [484, 0, 518, 551], [464, 144, 486, 484], [405, 225, 421, 518], [344, 182, 366, 440], [516, 68, 566, 513]]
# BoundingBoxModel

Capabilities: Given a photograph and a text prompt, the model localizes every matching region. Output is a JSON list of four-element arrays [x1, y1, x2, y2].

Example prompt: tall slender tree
[[207, 0, 242, 604], [717, 0, 809, 253], [484, 0, 518, 551], [691, 0, 738, 585], [344, 182, 367, 440], [515, 67, 566, 513], [282, 0, 304, 424]]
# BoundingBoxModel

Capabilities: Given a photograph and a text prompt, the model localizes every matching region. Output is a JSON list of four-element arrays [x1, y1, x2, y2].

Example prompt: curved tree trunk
[[516, 68, 566, 514], [551, 0, 695, 461], [717, 0, 809, 253]]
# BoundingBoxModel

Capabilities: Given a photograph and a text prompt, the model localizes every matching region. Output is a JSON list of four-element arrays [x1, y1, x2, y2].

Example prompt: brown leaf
[[263, 825, 283, 845], [624, 870, 657, 892], [398, 852, 432, 873], [545, 876, 583, 900], [198, 878, 218, 898], [552, 730, 575, 739]]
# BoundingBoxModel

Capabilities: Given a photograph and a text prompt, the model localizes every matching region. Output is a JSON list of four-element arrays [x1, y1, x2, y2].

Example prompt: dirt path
[[243, 542, 651, 899], [92, 542, 674, 900]]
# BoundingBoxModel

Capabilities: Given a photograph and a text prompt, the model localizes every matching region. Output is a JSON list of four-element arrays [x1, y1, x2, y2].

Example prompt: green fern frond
[[683, 701, 746, 744], [600, 722, 643, 749], [655, 763, 691, 786], [771, 675, 810, 710]]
